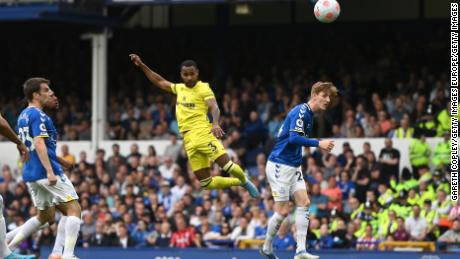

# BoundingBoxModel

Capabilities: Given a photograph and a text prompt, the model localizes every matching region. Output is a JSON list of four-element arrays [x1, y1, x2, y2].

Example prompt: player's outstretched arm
[[129, 54, 173, 93], [288, 131, 334, 152], [0, 113, 29, 161]]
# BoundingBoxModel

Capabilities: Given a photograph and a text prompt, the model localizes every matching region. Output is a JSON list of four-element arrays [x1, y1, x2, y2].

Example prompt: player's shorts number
[[208, 142, 217, 153], [295, 171, 302, 181]]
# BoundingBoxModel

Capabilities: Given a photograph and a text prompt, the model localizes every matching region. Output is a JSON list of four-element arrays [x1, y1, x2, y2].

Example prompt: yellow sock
[[200, 176, 241, 190], [222, 161, 247, 184]]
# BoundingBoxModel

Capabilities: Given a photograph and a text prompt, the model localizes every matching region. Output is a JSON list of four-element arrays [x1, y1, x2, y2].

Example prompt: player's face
[[180, 66, 199, 87], [36, 83, 57, 109], [315, 91, 331, 111]]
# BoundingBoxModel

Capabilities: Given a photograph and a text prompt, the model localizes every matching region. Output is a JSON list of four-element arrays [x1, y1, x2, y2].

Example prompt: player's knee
[[278, 209, 290, 218], [298, 199, 310, 208], [302, 198, 311, 208], [37, 214, 53, 225], [277, 204, 290, 218]]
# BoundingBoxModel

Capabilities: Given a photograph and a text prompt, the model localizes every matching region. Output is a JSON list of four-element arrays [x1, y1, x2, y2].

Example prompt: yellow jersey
[[171, 81, 215, 134]]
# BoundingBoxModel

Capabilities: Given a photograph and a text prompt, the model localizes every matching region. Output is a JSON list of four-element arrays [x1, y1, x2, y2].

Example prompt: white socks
[[8, 216, 44, 250], [52, 215, 68, 255], [62, 216, 80, 259], [263, 212, 285, 253], [0, 195, 13, 258], [295, 207, 310, 253]]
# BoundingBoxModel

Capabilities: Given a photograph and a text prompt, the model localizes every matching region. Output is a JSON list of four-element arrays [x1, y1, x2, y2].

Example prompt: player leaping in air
[[0, 114, 34, 259], [129, 54, 259, 197], [260, 82, 337, 259]]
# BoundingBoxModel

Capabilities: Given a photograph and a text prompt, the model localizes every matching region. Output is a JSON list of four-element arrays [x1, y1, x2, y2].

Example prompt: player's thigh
[[37, 206, 56, 224], [195, 133, 226, 163], [290, 169, 309, 207], [188, 150, 212, 173], [183, 132, 211, 172], [266, 161, 296, 202], [36, 174, 79, 210], [27, 180, 55, 211], [293, 189, 310, 208]]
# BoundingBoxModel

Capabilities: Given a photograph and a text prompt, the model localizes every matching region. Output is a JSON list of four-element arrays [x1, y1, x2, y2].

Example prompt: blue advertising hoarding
[[40, 247, 459, 259]]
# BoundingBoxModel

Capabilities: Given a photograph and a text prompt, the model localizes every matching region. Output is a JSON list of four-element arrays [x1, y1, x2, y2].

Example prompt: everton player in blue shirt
[[9, 78, 81, 259], [260, 82, 337, 259]]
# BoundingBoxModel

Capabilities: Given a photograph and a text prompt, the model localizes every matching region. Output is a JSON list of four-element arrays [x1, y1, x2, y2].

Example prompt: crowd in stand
[[1, 21, 459, 254], [0, 134, 459, 253]]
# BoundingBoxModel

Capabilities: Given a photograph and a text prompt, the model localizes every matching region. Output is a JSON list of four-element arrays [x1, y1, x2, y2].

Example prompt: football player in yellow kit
[[130, 54, 259, 198]]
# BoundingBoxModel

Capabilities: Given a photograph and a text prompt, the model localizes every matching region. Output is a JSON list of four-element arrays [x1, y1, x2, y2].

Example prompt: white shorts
[[26, 174, 79, 210], [266, 161, 307, 202]]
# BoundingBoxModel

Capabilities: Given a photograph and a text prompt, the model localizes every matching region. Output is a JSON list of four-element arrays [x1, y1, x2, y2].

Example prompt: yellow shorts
[[182, 128, 227, 172]]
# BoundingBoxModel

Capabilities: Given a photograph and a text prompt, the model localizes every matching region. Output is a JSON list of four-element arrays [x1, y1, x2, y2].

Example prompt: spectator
[[310, 184, 329, 219], [230, 217, 255, 245], [171, 176, 188, 200], [390, 113, 414, 138], [405, 205, 427, 241], [158, 181, 180, 213], [321, 177, 342, 211], [356, 225, 377, 250], [151, 222, 172, 247], [164, 132, 181, 162], [338, 171, 355, 201], [60, 144, 76, 164], [408, 134, 431, 179], [378, 138, 400, 182], [393, 217, 410, 241], [115, 224, 135, 248], [322, 154, 338, 181], [449, 200, 460, 221], [131, 220, 150, 247], [159, 156, 180, 180], [433, 131, 451, 170], [170, 215, 200, 248], [88, 221, 117, 247], [272, 221, 295, 250], [351, 156, 370, 203], [316, 224, 333, 249], [438, 219, 460, 243], [344, 222, 357, 248], [81, 212, 97, 244]]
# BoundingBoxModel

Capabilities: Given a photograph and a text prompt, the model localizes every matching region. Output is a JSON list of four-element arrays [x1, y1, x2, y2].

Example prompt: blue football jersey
[[268, 103, 314, 167], [17, 107, 63, 182]]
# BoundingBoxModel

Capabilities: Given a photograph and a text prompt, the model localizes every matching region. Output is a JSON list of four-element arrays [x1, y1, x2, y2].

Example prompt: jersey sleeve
[[171, 83, 178, 95], [201, 83, 215, 101], [29, 111, 49, 138], [288, 108, 306, 135]]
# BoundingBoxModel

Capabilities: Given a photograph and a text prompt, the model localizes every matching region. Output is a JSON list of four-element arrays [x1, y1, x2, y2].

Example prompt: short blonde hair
[[311, 81, 338, 108]]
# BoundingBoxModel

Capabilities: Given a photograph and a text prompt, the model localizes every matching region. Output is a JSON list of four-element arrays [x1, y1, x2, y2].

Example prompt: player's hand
[[211, 124, 225, 138], [319, 140, 335, 152], [129, 54, 143, 67], [16, 143, 29, 162], [47, 171, 57, 186]]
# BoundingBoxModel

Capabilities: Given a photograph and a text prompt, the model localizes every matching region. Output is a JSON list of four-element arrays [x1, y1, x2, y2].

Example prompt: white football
[[314, 0, 341, 23]]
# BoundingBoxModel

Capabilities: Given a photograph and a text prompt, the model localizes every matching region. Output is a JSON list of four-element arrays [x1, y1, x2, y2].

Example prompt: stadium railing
[[378, 241, 436, 252]]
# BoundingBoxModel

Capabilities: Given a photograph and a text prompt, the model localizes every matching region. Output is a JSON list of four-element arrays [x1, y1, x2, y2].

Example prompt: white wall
[[0, 138, 443, 176]]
